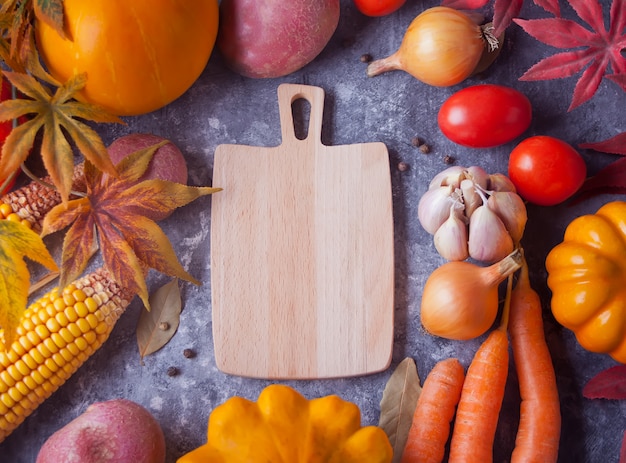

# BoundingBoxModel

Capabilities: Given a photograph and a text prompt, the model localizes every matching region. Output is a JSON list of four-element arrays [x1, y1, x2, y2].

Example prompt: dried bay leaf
[[136, 278, 182, 359], [378, 357, 422, 463]]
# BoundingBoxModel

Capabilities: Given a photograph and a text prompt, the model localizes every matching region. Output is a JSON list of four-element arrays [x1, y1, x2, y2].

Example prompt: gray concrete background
[[2, 0, 625, 461]]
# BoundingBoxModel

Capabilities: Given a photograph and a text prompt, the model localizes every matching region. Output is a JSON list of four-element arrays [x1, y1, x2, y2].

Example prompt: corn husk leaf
[[378, 357, 422, 463], [137, 278, 182, 359], [0, 220, 58, 351]]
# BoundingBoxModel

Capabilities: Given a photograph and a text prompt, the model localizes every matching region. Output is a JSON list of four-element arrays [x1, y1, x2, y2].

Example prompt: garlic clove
[[428, 165, 466, 190], [488, 173, 517, 193], [466, 166, 490, 190], [487, 191, 528, 244], [468, 204, 514, 263], [460, 178, 482, 219], [434, 205, 469, 261], [418, 185, 460, 235]]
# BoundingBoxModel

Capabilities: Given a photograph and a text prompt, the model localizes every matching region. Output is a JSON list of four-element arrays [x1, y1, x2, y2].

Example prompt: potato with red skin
[[107, 133, 188, 185], [36, 399, 166, 463], [217, 0, 340, 78], [107, 133, 189, 221]]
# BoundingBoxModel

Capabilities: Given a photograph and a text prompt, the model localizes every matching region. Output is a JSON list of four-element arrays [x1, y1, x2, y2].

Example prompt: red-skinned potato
[[107, 133, 188, 221], [217, 0, 340, 78], [108, 133, 188, 185], [36, 399, 166, 463]]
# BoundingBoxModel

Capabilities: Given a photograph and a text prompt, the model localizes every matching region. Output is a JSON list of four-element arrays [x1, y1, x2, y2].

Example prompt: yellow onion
[[366, 6, 490, 87], [420, 248, 522, 340]]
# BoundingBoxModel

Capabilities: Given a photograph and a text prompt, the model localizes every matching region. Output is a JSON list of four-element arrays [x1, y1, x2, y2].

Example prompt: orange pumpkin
[[35, 0, 219, 116]]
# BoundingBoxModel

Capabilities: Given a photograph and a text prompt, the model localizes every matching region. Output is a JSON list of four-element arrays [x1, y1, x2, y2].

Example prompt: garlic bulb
[[417, 165, 528, 263]]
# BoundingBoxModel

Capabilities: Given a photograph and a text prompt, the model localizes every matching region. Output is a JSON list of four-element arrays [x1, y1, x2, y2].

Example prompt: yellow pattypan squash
[[177, 384, 393, 463], [546, 201, 626, 363]]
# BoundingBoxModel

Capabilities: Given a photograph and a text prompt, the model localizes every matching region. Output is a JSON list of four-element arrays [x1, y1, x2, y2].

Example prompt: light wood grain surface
[[211, 84, 394, 378]]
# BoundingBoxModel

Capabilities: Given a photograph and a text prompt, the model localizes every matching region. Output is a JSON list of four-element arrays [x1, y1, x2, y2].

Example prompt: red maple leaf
[[571, 132, 626, 203], [582, 365, 626, 463], [583, 365, 626, 400], [514, 0, 626, 111], [440, 0, 560, 37]]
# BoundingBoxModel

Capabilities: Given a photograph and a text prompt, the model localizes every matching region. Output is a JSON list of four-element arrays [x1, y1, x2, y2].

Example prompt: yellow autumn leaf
[[0, 219, 58, 351]]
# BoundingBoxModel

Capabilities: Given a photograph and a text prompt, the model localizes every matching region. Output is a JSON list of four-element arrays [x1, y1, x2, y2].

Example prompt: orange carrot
[[447, 275, 513, 463], [401, 357, 465, 463], [509, 256, 561, 463]]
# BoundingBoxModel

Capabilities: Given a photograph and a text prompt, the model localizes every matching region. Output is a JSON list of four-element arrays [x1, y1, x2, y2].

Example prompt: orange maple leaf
[[41, 142, 221, 309]]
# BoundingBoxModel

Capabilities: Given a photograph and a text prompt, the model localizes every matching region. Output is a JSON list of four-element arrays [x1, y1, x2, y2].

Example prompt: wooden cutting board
[[210, 83, 394, 379]]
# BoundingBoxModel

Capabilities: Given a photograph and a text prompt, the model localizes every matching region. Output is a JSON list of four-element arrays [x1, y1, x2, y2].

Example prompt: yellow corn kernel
[[65, 342, 80, 357], [73, 337, 88, 352], [85, 314, 99, 330], [0, 392, 16, 408], [64, 305, 79, 323], [84, 296, 98, 313], [35, 342, 52, 359], [0, 203, 12, 217], [22, 376, 37, 392], [72, 288, 86, 302], [26, 330, 41, 347], [19, 317, 35, 333], [95, 321, 109, 335], [7, 385, 23, 403], [14, 360, 30, 378], [75, 319, 91, 334], [30, 369, 45, 386], [37, 364, 53, 380], [15, 381, 30, 397], [34, 324, 50, 340], [44, 358, 59, 374], [53, 297, 66, 312], [45, 317, 61, 333], [18, 336, 34, 352], [8, 363, 25, 382], [84, 332, 97, 344], [11, 342, 26, 357], [4, 350, 18, 365], [75, 301, 89, 318], [37, 309, 50, 324], [59, 348, 73, 364], [21, 353, 37, 371], [43, 338, 59, 355], [0, 371, 15, 388], [55, 311, 69, 328], [28, 348, 44, 365], [58, 327, 74, 345], [62, 292, 76, 307], [51, 353, 65, 369], [50, 332, 67, 350], [67, 323, 82, 339]]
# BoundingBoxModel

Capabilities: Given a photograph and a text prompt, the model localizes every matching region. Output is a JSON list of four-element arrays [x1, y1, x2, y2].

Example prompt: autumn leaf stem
[[19, 162, 87, 198]]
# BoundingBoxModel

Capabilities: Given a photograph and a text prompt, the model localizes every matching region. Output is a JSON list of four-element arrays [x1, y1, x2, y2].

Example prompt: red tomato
[[508, 136, 587, 206], [438, 84, 532, 148], [353, 0, 405, 16]]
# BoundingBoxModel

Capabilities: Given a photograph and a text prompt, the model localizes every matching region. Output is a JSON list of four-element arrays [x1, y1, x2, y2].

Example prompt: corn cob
[[0, 267, 133, 443], [1, 163, 86, 232]]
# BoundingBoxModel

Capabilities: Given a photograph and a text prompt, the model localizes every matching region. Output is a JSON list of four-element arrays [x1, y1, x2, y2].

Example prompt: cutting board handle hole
[[291, 97, 312, 141]]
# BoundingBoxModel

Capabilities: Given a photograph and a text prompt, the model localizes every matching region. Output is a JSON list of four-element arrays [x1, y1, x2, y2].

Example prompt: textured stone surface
[[2, 1, 625, 462]]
